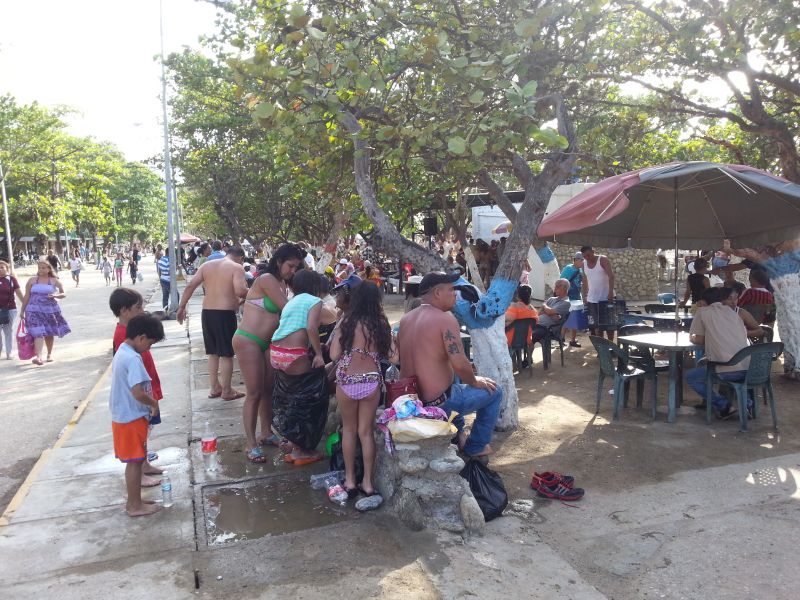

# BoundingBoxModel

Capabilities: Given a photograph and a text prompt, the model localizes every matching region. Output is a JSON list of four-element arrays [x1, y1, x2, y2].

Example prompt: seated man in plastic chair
[[532, 279, 571, 345], [397, 272, 502, 459], [685, 287, 753, 420]]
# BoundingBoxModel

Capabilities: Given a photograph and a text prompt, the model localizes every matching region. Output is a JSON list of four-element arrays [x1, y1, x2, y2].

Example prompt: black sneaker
[[569, 340, 581, 348], [717, 405, 738, 420]]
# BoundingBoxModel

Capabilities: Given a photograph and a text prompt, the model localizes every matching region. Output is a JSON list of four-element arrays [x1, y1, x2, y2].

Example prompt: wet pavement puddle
[[202, 474, 359, 545]]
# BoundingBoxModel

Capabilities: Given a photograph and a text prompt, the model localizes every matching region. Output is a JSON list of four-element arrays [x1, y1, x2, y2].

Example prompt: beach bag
[[387, 416, 456, 442], [16, 320, 35, 360], [460, 459, 508, 522]]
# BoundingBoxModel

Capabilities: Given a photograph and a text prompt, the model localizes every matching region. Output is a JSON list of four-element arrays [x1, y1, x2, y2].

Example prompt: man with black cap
[[397, 271, 502, 458]]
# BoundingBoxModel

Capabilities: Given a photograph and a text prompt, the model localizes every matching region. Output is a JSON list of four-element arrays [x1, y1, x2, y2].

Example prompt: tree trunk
[[338, 110, 446, 274], [463, 245, 485, 294], [469, 318, 518, 431], [316, 201, 347, 273], [758, 249, 800, 374], [771, 272, 800, 373]]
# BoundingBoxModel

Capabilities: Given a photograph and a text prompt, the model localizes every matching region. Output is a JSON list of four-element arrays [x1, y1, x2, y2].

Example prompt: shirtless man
[[397, 272, 502, 458], [177, 246, 248, 400]]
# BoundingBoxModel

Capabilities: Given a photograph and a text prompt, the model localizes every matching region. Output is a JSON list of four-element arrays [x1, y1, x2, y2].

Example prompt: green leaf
[[356, 73, 372, 90], [470, 136, 488, 156], [448, 136, 466, 154], [514, 18, 538, 38], [253, 103, 275, 119], [468, 90, 484, 104], [306, 26, 325, 40], [289, 5, 310, 28], [451, 56, 468, 69], [521, 80, 538, 97]]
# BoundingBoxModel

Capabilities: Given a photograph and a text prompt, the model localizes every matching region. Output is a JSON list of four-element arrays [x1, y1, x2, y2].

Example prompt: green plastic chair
[[506, 318, 535, 377], [590, 336, 657, 421], [704, 342, 783, 432], [533, 322, 565, 370]]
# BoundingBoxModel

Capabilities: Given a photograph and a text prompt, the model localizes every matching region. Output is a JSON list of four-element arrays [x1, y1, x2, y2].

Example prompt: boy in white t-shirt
[[109, 314, 164, 517]]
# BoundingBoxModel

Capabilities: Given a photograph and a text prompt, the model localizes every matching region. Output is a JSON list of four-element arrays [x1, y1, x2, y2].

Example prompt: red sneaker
[[531, 471, 575, 490], [535, 481, 585, 501]]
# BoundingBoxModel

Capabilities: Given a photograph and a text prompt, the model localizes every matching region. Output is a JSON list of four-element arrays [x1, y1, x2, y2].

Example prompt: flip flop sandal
[[247, 447, 267, 463], [288, 453, 323, 466], [207, 391, 222, 398], [344, 485, 360, 499], [221, 392, 245, 401], [260, 434, 282, 447]]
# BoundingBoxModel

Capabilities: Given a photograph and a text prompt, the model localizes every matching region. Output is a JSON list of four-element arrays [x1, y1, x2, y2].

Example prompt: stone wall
[[551, 243, 660, 301]]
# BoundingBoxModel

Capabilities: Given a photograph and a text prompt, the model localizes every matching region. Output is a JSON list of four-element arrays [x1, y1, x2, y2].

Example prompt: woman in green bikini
[[232, 243, 306, 462]]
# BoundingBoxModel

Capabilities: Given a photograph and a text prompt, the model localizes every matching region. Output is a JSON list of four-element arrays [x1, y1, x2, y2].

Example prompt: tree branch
[[476, 169, 518, 220]]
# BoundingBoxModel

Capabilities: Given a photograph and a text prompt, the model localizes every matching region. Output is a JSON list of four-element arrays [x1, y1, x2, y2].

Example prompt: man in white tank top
[[580, 246, 616, 340]]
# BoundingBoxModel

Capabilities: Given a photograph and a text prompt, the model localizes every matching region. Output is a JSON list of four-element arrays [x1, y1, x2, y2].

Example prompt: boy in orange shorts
[[109, 288, 163, 485], [110, 314, 164, 517]]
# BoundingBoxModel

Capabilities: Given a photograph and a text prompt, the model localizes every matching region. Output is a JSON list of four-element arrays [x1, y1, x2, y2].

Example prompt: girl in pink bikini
[[329, 282, 397, 497]]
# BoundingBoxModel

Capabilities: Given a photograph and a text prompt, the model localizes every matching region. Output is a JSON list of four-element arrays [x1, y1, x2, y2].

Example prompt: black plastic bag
[[329, 435, 364, 484], [272, 367, 329, 451], [460, 459, 508, 522]]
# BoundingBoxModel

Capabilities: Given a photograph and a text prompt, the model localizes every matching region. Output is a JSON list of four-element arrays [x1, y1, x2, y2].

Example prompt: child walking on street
[[109, 313, 164, 517], [110, 288, 164, 483], [102, 257, 112, 285]]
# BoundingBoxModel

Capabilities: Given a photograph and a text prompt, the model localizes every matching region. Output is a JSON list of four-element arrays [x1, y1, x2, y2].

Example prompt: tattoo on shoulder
[[443, 329, 456, 342], [447, 342, 460, 355]]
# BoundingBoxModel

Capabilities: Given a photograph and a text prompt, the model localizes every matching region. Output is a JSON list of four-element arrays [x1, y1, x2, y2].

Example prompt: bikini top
[[246, 295, 279, 313]]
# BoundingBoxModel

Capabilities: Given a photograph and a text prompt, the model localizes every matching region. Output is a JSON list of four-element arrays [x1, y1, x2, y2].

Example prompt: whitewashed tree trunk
[[770, 272, 800, 372], [462, 245, 486, 294], [469, 318, 518, 431], [316, 204, 347, 273]]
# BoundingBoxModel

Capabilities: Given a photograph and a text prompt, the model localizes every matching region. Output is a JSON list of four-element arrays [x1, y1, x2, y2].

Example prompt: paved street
[[0, 259, 159, 512]]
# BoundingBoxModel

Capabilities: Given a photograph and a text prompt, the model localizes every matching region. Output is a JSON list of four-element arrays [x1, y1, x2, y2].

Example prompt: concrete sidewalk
[[2, 288, 799, 599]]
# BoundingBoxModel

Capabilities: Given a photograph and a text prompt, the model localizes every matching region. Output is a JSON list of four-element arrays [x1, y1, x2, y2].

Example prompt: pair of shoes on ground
[[531, 471, 585, 501]]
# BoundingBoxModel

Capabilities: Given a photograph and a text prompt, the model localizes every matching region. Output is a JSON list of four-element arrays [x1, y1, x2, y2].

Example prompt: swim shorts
[[112, 416, 149, 463], [201, 309, 237, 357]]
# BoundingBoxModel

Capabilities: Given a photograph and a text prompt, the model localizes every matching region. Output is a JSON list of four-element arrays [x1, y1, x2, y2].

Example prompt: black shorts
[[587, 301, 617, 331], [201, 309, 237, 357]]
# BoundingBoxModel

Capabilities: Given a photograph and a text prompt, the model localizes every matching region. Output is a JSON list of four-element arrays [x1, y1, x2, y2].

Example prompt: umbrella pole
[[674, 177, 680, 335]]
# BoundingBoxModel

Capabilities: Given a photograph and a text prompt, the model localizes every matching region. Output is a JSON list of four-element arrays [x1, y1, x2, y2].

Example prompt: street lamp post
[[0, 163, 14, 274], [160, 0, 179, 315]]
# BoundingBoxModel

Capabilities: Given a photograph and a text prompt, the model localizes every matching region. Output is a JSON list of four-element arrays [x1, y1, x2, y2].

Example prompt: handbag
[[16, 319, 35, 360], [385, 376, 418, 408]]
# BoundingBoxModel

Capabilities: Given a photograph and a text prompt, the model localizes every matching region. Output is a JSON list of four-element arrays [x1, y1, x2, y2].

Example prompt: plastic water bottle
[[325, 476, 348, 506], [161, 471, 173, 507], [310, 470, 345, 490], [201, 421, 219, 471]]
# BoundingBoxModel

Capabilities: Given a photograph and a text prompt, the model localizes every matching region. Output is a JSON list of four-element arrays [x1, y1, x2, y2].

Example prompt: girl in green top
[[269, 269, 325, 375], [114, 253, 125, 287], [232, 243, 305, 462]]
